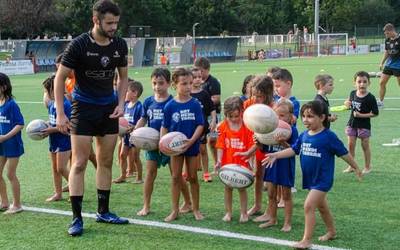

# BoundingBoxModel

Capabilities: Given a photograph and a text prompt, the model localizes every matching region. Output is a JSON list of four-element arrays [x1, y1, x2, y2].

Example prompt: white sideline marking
[[24, 206, 348, 250]]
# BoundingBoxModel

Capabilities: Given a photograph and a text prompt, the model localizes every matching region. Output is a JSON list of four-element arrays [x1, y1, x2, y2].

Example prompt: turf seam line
[[23, 206, 348, 250]]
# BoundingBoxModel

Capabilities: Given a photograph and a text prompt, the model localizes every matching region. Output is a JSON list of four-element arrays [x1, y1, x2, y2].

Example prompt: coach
[[54, 0, 129, 236], [378, 23, 400, 107]]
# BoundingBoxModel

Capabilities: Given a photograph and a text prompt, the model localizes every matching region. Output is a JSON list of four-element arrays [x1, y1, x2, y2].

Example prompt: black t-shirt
[[61, 32, 128, 104], [191, 90, 215, 129], [314, 94, 331, 128], [385, 35, 400, 58], [202, 74, 221, 113], [347, 90, 379, 130]]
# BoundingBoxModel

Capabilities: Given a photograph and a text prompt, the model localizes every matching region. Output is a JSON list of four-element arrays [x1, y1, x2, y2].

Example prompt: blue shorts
[[49, 133, 71, 153], [264, 157, 295, 187], [181, 141, 200, 157], [145, 150, 170, 168], [0, 140, 24, 158]]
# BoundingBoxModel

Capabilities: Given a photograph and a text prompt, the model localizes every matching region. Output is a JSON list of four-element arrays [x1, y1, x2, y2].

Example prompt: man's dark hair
[[93, 0, 120, 19]]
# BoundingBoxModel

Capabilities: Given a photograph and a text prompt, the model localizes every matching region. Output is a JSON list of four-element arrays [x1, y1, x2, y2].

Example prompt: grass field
[[1, 53, 399, 250]]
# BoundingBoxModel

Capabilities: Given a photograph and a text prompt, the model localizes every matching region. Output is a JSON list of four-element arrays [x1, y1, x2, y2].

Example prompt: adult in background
[[194, 57, 221, 167], [378, 23, 400, 107], [54, 0, 129, 236]]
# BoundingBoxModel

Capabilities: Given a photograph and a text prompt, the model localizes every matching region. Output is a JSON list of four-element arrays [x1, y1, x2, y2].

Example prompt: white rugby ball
[[159, 131, 188, 156], [129, 127, 160, 151], [26, 119, 49, 141], [218, 164, 254, 189], [255, 120, 292, 145], [243, 104, 278, 134]]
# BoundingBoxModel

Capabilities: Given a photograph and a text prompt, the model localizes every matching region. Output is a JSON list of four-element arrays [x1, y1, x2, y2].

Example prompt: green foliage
[[1, 0, 400, 38]]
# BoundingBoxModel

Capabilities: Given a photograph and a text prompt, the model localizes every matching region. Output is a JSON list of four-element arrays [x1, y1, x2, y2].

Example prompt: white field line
[[23, 206, 348, 250]]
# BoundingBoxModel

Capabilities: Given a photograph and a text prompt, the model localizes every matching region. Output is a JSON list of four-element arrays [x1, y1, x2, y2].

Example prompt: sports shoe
[[203, 173, 212, 182], [377, 100, 384, 109], [96, 212, 129, 224], [68, 217, 83, 236]]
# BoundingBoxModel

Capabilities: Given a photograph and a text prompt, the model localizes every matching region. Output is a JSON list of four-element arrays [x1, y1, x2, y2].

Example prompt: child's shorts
[[123, 134, 135, 148], [345, 126, 371, 139], [145, 150, 170, 167]]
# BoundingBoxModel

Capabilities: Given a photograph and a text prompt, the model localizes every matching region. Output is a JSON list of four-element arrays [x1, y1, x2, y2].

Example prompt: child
[[314, 74, 337, 129], [343, 71, 379, 174], [271, 68, 300, 119], [136, 68, 173, 217], [240, 75, 254, 102], [262, 101, 362, 249], [0, 73, 24, 214], [161, 67, 204, 222], [242, 75, 275, 216], [254, 99, 298, 232], [190, 67, 216, 182], [215, 96, 254, 223], [113, 79, 144, 184], [41, 75, 71, 202], [194, 57, 221, 167]]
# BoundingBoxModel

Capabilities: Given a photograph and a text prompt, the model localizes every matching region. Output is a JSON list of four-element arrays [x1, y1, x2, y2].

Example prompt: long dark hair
[[0, 73, 14, 100], [300, 101, 329, 128]]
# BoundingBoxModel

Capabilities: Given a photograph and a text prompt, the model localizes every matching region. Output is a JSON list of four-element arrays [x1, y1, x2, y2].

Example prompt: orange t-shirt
[[65, 71, 76, 94], [216, 120, 254, 169], [243, 97, 256, 110]]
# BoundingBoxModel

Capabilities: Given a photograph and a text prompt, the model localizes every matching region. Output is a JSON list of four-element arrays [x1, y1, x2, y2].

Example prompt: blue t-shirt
[[0, 98, 24, 157], [47, 98, 71, 153], [292, 129, 348, 192], [262, 126, 298, 187], [142, 95, 173, 131], [273, 95, 300, 119], [123, 101, 143, 147], [162, 97, 204, 156]]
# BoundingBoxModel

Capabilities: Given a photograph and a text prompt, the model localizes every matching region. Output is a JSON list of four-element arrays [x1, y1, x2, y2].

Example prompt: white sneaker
[[377, 100, 384, 109]]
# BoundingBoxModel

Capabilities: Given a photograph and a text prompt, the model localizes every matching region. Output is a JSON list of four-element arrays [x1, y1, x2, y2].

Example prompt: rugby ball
[[119, 117, 130, 136], [26, 119, 49, 140], [129, 127, 160, 151], [218, 164, 254, 189], [255, 120, 292, 145], [159, 131, 188, 156], [243, 104, 278, 134]]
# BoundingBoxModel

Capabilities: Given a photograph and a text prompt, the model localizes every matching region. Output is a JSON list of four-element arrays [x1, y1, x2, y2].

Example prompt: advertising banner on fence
[[0, 60, 34, 75]]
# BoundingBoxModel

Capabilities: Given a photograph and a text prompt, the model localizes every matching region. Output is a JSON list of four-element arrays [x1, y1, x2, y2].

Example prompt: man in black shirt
[[54, 0, 129, 236], [378, 23, 400, 107]]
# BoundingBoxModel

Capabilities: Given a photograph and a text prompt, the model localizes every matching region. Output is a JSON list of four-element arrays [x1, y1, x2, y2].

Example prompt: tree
[[0, 0, 56, 38]]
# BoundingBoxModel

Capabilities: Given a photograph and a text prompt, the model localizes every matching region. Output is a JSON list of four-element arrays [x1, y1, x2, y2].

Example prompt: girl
[[343, 71, 379, 174], [41, 75, 71, 202], [216, 96, 254, 223], [240, 75, 254, 102], [161, 67, 204, 222], [0, 73, 24, 214], [255, 99, 298, 232], [136, 68, 173, 217], [243, 75, 275, 216], [113, 79, 144, 184], [263, 101, 362, 249]]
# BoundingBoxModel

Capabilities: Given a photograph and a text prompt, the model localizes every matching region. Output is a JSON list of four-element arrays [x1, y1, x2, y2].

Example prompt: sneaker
[[377, 100, 384, 109], [203, 173, 212, 182], [68, 217, 83, 236], [96, 212, 129, 224]]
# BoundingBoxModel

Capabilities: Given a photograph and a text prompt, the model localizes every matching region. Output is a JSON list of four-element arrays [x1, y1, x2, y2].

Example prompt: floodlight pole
[[192, 22, 200, 61], [315, 0, 320, 56]]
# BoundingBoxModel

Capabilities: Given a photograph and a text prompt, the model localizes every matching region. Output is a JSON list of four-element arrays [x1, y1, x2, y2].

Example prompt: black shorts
[[70, 100, 118, 136], [382, 67, 400, 77]]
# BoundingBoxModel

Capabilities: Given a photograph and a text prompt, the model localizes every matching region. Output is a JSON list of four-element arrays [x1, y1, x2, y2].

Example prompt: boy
[[272, 68, 300, 120], [314, 74, 337, 129], [113, 79, 144, 184], [194, 57, 220, 166]]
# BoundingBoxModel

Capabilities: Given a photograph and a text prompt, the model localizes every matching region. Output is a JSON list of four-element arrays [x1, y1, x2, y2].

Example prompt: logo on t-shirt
[[113, 51, 120, 58], [100, 56, 110, 67], [172, 112, 180, 123]]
